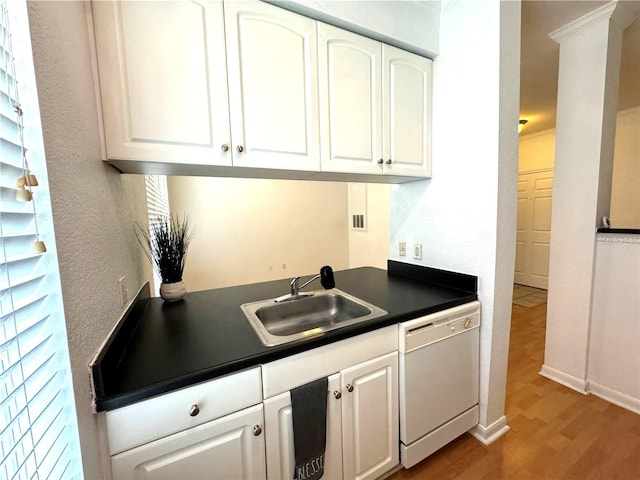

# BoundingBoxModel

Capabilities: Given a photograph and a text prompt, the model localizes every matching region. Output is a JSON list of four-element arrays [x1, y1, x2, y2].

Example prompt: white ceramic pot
[[160, 280, 186, 302]]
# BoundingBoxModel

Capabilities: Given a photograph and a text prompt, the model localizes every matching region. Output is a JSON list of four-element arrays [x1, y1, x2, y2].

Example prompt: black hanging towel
[[290, 376, 329, 480]]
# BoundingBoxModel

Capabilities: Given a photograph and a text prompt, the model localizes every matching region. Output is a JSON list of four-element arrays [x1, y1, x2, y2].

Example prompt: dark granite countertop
[[596, 228, 640, 234], [91, 261, 478, 412]]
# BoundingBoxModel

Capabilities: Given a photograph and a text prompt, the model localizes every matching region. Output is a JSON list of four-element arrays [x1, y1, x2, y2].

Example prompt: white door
[[341, 352, 399, 480], [111, 404, 266, 479], [515, 170, 553, 289], [318, 23, 383, 175], [263, 373, 343, 480], [92, 0, 231, 165], [225, 1, 320, 171], [382, 45, 432, 177]]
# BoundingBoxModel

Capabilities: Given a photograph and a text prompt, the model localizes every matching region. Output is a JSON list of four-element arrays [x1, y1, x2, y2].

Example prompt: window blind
[[144, 174, 170, 294], [1, 1, 82, 479]]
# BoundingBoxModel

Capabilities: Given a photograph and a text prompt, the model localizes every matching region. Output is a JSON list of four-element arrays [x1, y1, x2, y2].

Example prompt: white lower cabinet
[[341, 352, 399, 480], [263, 352, 399, 480], [105, 334, 400, 480], [264, 373, 343, 480], [111, 404, 266, 480]]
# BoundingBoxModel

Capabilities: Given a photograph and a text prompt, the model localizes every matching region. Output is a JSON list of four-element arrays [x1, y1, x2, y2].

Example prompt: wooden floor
[[389, 302, 640, 479]]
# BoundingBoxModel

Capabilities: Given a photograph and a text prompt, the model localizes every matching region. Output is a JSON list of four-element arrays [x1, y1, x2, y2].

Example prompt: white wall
[[389, 0, 520, 443], [518, 107, 639, 224], [348, 183, 390, 269], [167, 176, 351, 291], [589, 235, 640, 413], [27, 2, 149, 479], [518, 128, 555, 173], [268, 0, 440, 57], [543, 2, 635, 393], [610, 106, 640, 228]]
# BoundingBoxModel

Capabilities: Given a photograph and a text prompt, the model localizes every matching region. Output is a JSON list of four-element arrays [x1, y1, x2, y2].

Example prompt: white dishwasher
[[399, 301, 480, 468]]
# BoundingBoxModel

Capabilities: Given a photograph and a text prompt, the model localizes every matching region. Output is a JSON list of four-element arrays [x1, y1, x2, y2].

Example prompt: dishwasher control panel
[[398, 301, 480, 353]]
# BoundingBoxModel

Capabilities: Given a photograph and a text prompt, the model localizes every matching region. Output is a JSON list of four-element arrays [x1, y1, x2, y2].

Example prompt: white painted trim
[[468, 415, 509, 446], [587, 381, 640, 415], [84, 1, 107, 161], [596, 234, 640, 245], [549, 2, 618, 43], [539, 364, 588, 394]]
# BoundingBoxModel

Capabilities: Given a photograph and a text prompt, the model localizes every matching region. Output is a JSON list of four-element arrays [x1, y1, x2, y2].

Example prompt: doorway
[[514, 169, 553, 290]]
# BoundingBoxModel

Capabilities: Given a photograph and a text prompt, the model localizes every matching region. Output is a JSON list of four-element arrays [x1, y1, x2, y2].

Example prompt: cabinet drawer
[[106, 367, 262, 454]]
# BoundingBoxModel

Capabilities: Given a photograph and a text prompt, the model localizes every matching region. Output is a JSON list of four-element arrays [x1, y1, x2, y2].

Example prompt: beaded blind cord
[[1, 0, 45, 252]]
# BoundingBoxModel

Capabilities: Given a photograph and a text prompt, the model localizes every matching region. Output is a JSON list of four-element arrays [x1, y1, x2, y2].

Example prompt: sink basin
[[240, 289, 388, 346]]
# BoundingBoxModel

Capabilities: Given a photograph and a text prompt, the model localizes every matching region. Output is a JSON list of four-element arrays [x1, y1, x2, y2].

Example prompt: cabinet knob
[[221, 144, 229, 152], [253, 425, 262, 436], [386, 158, 392, 165], [346, 384, 354, 393], [189, 405, 200, 417], [236, 145, 244, 153], [333, 391, 342, 399], [377, 158, 384, 165]]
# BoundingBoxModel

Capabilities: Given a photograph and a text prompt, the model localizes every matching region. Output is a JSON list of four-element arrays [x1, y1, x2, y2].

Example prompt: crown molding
[[549, 1, 618, 44]]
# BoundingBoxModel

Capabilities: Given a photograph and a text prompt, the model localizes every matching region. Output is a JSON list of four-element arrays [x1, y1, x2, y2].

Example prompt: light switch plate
[[399, 242, 406, 256], [413, 244, 422, 260]]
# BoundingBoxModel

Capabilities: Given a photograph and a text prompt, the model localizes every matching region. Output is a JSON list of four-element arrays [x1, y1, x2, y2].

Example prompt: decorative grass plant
[[135, 214, 196, 284]]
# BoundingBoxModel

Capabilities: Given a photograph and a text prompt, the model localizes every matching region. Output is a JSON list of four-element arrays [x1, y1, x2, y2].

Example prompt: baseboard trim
[[588, 381, 640, 415], [539, 365, 588, 394], [468, 415, 510, 445]]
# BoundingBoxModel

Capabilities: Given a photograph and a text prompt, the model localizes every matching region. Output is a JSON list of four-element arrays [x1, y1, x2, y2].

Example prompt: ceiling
[[520, 0, 640, 135]]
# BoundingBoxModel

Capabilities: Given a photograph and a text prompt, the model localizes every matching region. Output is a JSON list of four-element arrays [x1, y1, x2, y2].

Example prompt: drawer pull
[[333, 391, 342, 399], [253, 425, 262, 436], [189, 405, 200, 417], [346, 384, 354, 393]]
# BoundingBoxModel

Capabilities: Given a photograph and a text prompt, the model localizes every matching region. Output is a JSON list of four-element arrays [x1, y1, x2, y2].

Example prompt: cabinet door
[[318, 23, 383, 175], [382, 45, 432, 177], [92, 0, 231, 165], [341, 352, 399, 480], [225, 1, 320, 171], [111, 404, 266, 480], [264, 373, 342, 480]]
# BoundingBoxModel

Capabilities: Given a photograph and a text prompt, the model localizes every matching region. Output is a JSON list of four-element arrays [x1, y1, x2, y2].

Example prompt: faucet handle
[[320, 266, 335, 289]]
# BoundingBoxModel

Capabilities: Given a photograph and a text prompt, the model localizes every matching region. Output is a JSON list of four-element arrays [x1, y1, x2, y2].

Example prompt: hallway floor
[[388, 302, 640, 479], [512, 284, 548, 308]]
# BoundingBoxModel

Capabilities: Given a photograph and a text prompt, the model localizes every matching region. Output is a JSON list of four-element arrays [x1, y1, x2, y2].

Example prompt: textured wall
[[27, 2, 148, 478], [389, 0, 520, 441]]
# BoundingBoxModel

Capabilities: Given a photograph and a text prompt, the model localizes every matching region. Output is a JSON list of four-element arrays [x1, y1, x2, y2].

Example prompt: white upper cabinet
[[92, 0, 431, 180], [224, 1, 320, 171], [319, 23, 432, 178], [92, 0, 232, 165], [383, 45, 432, 177], [318, 24, 383, 175]]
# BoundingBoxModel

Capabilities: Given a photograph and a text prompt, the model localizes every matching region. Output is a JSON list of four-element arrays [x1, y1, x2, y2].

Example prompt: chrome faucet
[[275, 266, 335, 303]]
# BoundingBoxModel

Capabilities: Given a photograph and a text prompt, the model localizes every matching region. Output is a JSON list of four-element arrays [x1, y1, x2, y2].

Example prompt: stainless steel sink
[[240, 289, 388, 346]]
